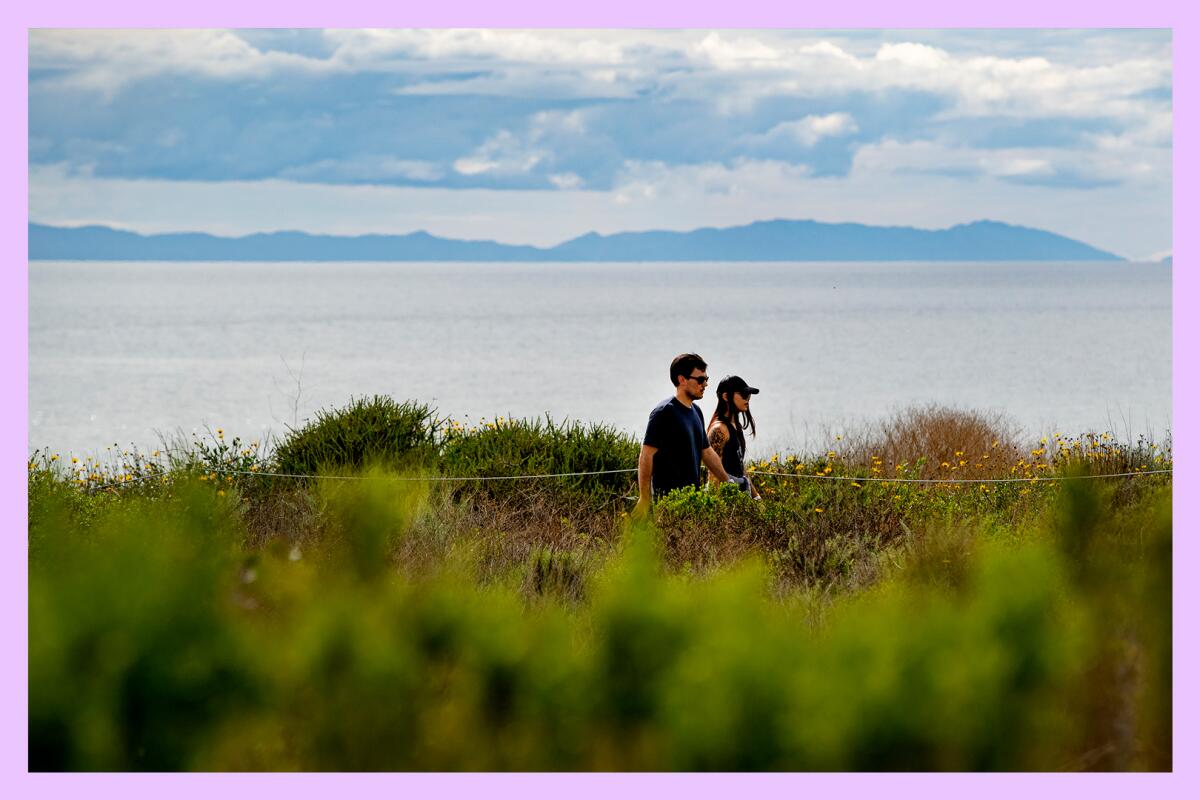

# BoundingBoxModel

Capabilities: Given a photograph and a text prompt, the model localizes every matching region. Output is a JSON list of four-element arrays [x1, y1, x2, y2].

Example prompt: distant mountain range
[[28, 219, 1123, 262]]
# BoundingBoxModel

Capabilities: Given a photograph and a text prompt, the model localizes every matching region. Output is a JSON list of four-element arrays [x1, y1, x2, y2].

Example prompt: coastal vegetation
[[28, 398, 1171, 770]]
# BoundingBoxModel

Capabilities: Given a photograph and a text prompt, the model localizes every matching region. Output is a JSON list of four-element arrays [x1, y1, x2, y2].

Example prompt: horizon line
[[28, 216, 1135, 256]]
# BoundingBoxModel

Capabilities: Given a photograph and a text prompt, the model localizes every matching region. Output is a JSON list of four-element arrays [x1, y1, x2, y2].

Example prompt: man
[[633, 353, 735, 517]]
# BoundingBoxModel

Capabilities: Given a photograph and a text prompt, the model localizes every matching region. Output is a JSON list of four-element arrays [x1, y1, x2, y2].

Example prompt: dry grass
[[240, 484, 323, 548], [839, 403, 1023, 479]]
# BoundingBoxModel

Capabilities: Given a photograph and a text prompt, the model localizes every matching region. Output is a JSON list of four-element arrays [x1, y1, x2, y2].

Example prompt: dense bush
[[27, 402, 1173, 770], [272, 396, 442, 476], [29, 484, 258, 770], [440, 415, 639, 511], [653, 480, 900, 589], [27, 471, 1171, 770]]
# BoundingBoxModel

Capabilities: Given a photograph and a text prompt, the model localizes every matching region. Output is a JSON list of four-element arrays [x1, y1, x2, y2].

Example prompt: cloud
[[746, 113, 860, 148], [324, 28, 636, 67], [30, 29, 335, 98], [688, 31, 783, 70], [30, 29, 1171, 124], [611, 158, 812, 204], [26, 29, 1171, 255], [549, 172, 583, 189], [850, 136, 1167, 189], [453, 129, 545, 176], [280, 156, 444, 183], [451, 108, 596, 183]]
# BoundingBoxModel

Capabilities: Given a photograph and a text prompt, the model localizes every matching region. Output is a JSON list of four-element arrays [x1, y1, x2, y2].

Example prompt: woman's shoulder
[[707, 419, 729, 434]]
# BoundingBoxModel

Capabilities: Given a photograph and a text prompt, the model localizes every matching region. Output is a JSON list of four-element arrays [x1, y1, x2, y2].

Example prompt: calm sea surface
[[29, 260, 1172, 459]]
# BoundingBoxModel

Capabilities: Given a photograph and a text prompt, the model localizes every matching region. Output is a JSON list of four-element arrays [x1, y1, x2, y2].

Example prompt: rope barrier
[[210, 467, 638, 482], [749, 468, 1172, 484], [85, 465, 638, 491], [78, 463, 1171, 492]]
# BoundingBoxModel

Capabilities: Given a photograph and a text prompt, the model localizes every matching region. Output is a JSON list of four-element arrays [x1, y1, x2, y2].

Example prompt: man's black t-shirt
[[643, 397, 710, 496]]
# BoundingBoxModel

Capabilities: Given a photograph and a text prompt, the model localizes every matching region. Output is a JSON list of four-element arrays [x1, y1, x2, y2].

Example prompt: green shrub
[[312, 467, 429, 581], [522, 546, 591, 603], [27, 405, 1173, 771], [29, 484, 259, 770], [654, 482, 893, 589], [272, 396, 442, 476], [26, 483, 1171, 770], [440, 415, 639, 511]]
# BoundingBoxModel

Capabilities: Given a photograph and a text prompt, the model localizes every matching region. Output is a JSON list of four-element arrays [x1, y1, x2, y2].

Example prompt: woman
[[707, 375, 761, 498]]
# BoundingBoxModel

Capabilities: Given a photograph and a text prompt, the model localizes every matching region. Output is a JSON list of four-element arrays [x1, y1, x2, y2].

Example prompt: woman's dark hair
[[710, 378, 756, 445]]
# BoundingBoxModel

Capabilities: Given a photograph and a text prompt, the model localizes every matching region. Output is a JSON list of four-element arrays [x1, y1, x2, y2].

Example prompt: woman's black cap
[[717, 375, 759, 396]]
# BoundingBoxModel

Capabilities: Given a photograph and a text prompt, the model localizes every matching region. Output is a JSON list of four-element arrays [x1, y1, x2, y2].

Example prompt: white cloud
[[31, 29, 1171, 141], [280, 156, 444, 183], [851, 137, 1169, 187], [325, 28, 635, 67], [453, 130, 544, 176], [531, 108, 588, 136], [452, 109, 588, 178], [688, 31, 782, 70], [30, 29, 334, 97], [749, 113, 859, 148], [612, 159, 812, 204], [392, 68, 639, 100], [549, 173, 583, 190], [670, 35, 1170, 124]]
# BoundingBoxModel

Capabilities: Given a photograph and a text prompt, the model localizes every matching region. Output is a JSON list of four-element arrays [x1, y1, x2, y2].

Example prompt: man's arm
[[634, 444, 657, 517], [701, 446, 731, 483]]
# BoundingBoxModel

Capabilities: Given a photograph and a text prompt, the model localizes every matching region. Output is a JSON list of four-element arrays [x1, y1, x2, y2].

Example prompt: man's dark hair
[[669, 353, 707, 387]]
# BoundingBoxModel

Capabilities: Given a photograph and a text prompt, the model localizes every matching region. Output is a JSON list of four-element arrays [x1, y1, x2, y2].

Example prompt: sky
[[28, 28, 1172, 259]]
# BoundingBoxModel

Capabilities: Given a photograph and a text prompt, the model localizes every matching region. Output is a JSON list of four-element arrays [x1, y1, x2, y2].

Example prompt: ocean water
[[29, 260, 1172, 459]]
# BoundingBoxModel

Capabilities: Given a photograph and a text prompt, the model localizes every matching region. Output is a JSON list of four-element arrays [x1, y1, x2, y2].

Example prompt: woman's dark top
[[717, 422, 747, 479]]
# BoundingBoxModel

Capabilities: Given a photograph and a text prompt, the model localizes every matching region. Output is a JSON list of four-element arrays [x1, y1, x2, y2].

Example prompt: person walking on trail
[[634, 353, 736, 517], [707, 375, 761, 499]]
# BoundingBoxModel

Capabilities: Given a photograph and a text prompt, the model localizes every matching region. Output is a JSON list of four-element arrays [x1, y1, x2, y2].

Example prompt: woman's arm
[[706, 422, 729, 485]]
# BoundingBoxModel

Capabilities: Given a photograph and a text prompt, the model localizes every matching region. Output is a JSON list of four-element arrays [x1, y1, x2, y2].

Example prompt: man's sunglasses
[[687, 375, 710, 385]]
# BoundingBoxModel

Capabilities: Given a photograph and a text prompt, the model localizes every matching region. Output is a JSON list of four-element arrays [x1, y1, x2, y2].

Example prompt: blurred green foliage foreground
[[29, 398, 1171, 770]]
